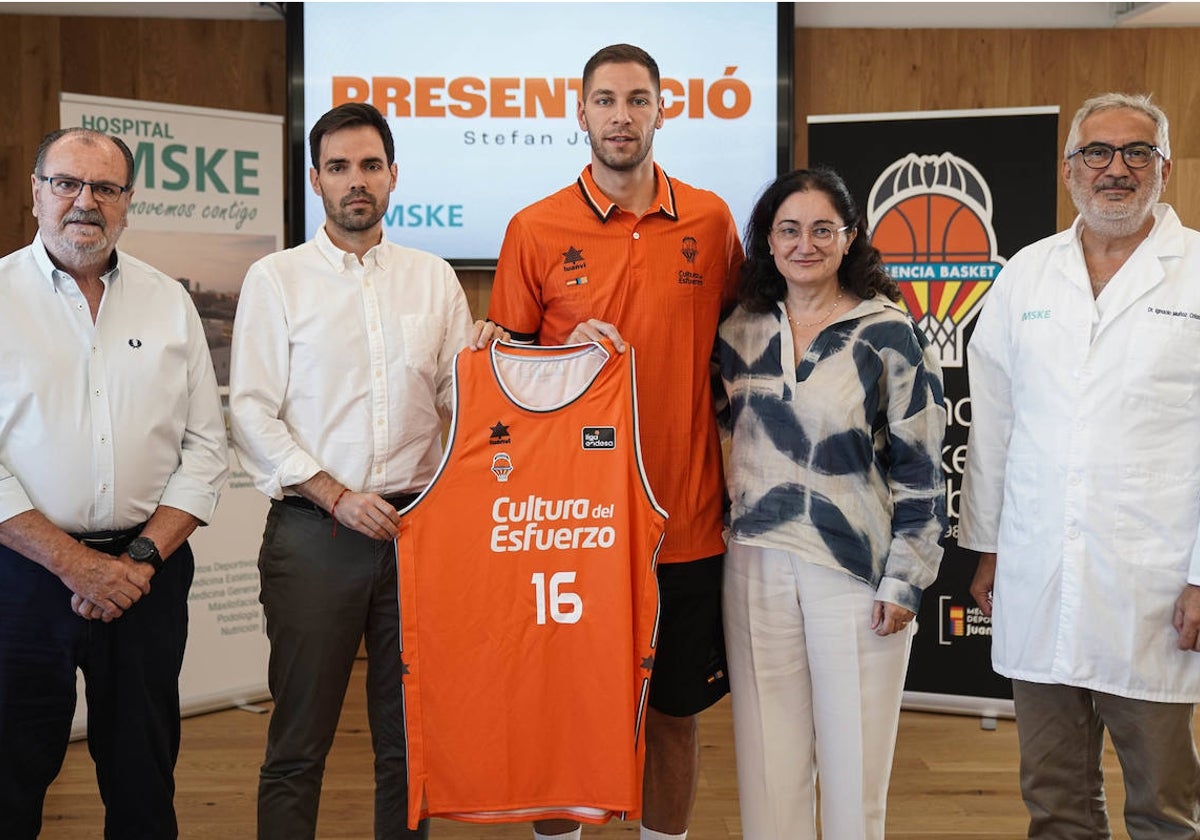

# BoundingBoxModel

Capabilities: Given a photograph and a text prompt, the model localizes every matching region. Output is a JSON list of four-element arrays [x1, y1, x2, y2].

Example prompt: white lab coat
[[960, 204, 1200, 702]]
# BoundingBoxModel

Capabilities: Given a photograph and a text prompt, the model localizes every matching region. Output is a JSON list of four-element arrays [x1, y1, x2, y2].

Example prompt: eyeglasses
[[36, 175, 130, 204], [771, 223, 849, 244], [1066, 142, 1165, 170]]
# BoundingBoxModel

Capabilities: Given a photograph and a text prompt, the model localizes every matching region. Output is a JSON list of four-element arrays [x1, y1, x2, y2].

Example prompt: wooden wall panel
[[0, 13, 285, 257], [795, 27, 1200, 229], [1, 16, 61, 254]]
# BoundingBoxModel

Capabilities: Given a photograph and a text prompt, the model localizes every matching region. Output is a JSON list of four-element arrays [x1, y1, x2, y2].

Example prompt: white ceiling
[[2, 1, 1200, 28], [794, 2, 1200, 28]]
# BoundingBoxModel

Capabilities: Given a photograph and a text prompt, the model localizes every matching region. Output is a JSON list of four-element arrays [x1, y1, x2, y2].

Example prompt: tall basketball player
[[488, 44, 744, 840]]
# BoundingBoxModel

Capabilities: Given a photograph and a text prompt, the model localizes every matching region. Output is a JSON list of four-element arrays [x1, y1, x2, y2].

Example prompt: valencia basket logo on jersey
[[867, 153, 1005, 368], [491, 452, 514, 482]]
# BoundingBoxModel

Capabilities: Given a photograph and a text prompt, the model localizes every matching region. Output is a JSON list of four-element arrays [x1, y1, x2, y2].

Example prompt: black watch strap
[[127, 536, 164, 571]]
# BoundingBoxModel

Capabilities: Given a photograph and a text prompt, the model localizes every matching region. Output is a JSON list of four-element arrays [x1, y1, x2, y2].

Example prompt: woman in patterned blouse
[[716, 167, 947, 840]]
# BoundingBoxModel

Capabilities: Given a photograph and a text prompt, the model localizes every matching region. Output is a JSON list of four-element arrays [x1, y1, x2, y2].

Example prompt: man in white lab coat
[[961, 93, 1200, 839]]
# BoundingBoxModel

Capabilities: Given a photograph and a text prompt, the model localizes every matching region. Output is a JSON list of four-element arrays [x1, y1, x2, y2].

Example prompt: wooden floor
[[41, 660, 1148, 839]]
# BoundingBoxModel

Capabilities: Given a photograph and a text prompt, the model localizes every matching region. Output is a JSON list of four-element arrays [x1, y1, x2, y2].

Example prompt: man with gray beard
[[960, 93, 1200, 838], [0, 127, 228, 838]]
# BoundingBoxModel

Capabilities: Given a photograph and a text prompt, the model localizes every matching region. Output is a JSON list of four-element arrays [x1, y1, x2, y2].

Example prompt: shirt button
[[1067, 528, 1080, 539], [94, 389, 101, 396], [377, 419, 384, 427], [632, 232, 641, 240], [1069, 473, 1081, 485]]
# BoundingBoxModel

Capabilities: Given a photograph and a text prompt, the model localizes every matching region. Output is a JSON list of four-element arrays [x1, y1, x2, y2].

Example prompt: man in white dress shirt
[[0, 127, 228, 839], [961, 93, 1200, 838], [230, 102, 501, 840]]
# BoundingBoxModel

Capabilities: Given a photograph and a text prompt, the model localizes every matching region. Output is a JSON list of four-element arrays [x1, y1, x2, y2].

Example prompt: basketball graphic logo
[[867, 153, 1005, 367]]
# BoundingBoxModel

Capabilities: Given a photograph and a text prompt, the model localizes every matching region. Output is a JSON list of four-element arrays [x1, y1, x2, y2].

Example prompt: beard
[[45, 208, 123, 260], [324, 187, 385, 233], [587, 125, 655, 173], [1069, 165, 1161, 238]]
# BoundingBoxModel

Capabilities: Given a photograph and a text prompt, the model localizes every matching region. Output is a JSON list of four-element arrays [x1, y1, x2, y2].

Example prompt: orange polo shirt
[[489, 164, 743, 564]]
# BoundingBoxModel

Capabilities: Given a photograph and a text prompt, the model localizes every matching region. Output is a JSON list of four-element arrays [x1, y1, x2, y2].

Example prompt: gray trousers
[[1013, 679, 1200, 840], [256, 500, 428, 840]]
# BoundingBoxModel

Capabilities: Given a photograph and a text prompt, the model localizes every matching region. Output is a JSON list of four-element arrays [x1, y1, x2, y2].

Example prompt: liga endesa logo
[[867, 153, 1005, 368]]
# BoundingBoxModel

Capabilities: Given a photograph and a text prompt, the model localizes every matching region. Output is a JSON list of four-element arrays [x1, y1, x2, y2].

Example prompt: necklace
[[786, 291, 843, 328]]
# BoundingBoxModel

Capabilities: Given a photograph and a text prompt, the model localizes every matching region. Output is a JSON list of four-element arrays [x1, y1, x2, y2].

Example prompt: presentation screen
[[288, 2, 792, 265]]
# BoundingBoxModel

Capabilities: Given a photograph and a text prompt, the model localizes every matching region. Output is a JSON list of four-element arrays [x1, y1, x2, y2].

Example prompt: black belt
[[71, 524, 145, 557], [278, 493, 419, 517]]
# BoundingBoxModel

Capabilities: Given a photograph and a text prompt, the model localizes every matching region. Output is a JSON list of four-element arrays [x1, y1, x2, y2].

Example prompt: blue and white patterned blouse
[[717, 297, 947, 611]]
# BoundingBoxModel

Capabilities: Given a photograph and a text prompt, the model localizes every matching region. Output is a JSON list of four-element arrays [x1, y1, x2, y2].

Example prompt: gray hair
[[34, 127, 135, 187], [1064, 93, 1171, 160]]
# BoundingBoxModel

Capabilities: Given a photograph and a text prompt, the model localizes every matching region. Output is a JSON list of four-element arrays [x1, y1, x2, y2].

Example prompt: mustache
[[61, 209, 107, 229], [1094, 176, 1137, 191], [341, 188, 376, 207]]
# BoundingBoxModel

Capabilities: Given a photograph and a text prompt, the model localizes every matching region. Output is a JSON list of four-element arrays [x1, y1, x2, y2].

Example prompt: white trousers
[[723, 540, 915, 840]]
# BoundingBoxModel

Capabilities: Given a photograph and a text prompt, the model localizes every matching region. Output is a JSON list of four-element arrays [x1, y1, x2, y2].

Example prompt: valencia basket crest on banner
[[867, 153, 1005, 368]]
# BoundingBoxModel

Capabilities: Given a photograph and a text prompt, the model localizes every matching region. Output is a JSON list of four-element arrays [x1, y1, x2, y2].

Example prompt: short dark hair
[[739, 167, 900, 312], [33, 128, 135, 188], [582, 44, 661, 96], [309, 102, 395, 169]]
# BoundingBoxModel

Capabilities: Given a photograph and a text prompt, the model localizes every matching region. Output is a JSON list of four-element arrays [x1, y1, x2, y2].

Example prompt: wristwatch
[[127, 536, 164, 571]]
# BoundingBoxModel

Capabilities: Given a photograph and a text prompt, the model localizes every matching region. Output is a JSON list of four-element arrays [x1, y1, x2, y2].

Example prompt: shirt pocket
[[545, 275, 596, 330], [997, 455, 1040, 551], [1114, 468, 1200, 569], [399, 314, 442, 374], [1122, 317, 1200, 408]]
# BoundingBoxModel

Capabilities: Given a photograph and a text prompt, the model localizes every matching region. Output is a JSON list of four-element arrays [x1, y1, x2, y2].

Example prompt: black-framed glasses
[[36, 175, 130, 204], [1067, 142, 1165, 170]]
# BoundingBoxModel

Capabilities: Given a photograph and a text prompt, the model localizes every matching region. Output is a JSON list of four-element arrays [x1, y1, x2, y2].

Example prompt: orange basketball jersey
[[396, 339, 666, 828]]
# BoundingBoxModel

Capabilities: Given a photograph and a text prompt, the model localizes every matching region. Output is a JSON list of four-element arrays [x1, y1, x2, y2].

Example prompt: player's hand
[[1173, 584, 1200, 651], [969, 552, 997, 617], [333, 491, 402, 540], [566, 319, 626, 352], [871, 600, 916, 637], [467, 320, 510, 351]]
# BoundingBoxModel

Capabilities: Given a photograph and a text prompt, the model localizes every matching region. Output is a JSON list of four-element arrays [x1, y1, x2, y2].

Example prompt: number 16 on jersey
[[531, 571, 583, 625]]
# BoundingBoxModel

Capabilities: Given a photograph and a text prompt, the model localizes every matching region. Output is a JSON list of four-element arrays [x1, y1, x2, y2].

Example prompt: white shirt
[[960, 204, 1200, 702], [229, 226, 473, 499], [0, 236, 228, 532]]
